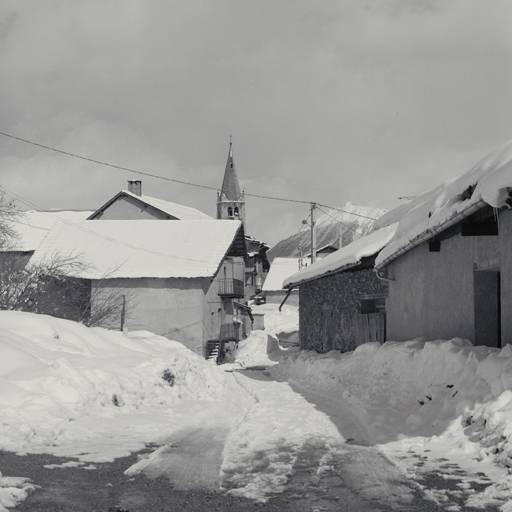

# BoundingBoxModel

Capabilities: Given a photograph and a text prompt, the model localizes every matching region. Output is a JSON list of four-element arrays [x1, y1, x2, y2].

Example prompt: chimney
[[127, 180, 142, 196]]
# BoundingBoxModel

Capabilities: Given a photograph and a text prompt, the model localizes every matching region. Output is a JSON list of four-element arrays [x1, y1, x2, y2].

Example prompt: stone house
[[284, 225, 397, 352]]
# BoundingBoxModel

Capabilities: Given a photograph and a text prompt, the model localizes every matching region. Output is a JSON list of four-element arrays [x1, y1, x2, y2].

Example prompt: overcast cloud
[[1, 0, 511, 245]]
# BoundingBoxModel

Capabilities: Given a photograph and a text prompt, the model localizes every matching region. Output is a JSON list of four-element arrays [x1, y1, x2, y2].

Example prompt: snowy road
[[125, 369, 417, 508]]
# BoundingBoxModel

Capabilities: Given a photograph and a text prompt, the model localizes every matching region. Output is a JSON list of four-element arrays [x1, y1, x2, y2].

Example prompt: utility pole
[[311, 203, 317, 265]]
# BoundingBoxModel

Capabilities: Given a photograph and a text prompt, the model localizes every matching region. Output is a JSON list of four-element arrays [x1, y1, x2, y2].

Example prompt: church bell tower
[[217, 139, 245, 228]]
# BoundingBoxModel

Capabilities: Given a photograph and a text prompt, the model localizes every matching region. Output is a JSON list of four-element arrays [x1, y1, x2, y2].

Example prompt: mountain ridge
[[267, 202, 387, 262]]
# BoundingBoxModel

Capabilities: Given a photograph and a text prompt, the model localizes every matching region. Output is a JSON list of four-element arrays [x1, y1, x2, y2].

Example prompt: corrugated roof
[[29, 220, 243, 279], [5, 210, 94, 252]]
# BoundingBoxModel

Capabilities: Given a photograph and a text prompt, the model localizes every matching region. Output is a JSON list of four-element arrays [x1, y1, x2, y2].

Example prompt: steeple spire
[[217, 138, 245, 227], [219, 138, 242, 201]]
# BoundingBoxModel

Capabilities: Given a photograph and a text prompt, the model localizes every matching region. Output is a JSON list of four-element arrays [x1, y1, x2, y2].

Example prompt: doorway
[[474, 269, 501, 348]]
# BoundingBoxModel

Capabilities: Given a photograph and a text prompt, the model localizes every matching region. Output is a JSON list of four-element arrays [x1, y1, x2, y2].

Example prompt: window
[[228, 207, 233, 217]]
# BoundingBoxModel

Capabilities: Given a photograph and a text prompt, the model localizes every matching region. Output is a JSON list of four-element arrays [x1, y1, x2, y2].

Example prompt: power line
[[273, 212, 311, 260], [0, 130, 380, 220], [0, 185, 216, 264], [315, 205, 366, 238], [0, 131, 218, 193]]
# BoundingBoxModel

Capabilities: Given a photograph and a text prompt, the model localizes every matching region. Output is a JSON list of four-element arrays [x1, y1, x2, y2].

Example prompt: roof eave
[[88, 191, 179, 220], [375, 199, 487, 271], [285, 260, 363, 289]]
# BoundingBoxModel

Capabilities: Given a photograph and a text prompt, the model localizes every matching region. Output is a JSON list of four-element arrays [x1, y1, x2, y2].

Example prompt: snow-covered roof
[[5, 210, 94, 252], [376, 138, 512, 270], [89, 190, 213, 221], [284, 224, 398, 288], [245, 235, 270, 257], [262, 258, 300, 291], [29, 220, 243, 279]]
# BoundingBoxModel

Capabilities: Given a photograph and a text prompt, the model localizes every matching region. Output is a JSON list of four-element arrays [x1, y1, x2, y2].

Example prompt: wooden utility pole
[[311, 203, 317, 265]]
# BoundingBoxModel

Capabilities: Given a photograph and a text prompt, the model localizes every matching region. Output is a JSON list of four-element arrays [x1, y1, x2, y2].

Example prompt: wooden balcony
[[218, 278, 244, 298], [219, 323, 240, 342]]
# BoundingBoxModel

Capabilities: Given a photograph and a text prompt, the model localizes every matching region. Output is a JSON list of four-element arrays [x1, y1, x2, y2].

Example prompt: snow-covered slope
[[0, 311, 225, 457], [267, 202, 386, 261]]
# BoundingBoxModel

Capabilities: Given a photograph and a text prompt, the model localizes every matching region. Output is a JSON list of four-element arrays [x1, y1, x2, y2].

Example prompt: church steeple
[[217, 139, 246, 227]]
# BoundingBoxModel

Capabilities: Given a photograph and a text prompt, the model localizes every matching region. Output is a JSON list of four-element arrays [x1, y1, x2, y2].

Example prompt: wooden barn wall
[[299, 268, 388, 353]]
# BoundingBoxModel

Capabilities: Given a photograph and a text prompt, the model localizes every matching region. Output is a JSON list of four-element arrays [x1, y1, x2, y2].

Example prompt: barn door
[[321, 303, 334, 352], [353, 313, 386, 346]]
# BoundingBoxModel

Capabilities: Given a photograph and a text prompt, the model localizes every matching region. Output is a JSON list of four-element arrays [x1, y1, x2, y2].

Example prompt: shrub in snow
[[111, 394, 124, 407], [161, 368, 176, 387]]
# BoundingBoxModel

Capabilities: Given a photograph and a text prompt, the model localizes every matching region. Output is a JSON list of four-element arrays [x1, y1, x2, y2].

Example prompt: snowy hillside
[[267, 202, 387, 261]]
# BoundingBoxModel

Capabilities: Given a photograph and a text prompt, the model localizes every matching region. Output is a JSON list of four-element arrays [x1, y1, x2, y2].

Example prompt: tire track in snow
[[284, 377, 418, 510], [221, 370, 345, 501], [124, 372, 256, 490]]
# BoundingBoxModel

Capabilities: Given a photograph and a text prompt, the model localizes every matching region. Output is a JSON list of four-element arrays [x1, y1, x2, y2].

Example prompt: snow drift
[[0, 311, 226, 509], [0, 311, 224, 454], [270, 339, 512, 474]]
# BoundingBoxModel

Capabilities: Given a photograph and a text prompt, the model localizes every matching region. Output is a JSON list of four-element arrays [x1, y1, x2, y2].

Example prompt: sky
[[0, 0, 511, 247]]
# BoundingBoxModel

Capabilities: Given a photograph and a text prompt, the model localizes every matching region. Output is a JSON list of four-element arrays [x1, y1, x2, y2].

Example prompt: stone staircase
[[206, 340, 220, 363]]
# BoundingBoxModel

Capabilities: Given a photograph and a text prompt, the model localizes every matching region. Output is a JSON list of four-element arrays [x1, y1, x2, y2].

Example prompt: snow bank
[[270, 339, 512, 471], [0, 473, 37, 512], [223, 304, 299, 370], [250, 303, 298, 336], [228, 331, 297, 369], [0, 311, 225, 458]]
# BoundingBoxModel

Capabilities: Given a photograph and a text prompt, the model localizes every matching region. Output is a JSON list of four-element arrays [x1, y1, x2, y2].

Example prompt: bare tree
[[0, 192, 133, 328], [1, 252, 135, 328], [0, 191, 22, 251]]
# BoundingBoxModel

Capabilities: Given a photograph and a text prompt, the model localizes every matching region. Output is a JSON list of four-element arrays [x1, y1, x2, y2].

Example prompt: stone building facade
[[299, 267, 388, 353]]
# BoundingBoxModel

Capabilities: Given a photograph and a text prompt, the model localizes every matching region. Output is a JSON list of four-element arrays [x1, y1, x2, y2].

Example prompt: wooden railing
[[219, 323, 240, 342]]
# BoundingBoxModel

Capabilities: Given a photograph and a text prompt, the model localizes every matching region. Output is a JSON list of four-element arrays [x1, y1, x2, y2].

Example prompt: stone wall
[[299, 268, 388, 353]]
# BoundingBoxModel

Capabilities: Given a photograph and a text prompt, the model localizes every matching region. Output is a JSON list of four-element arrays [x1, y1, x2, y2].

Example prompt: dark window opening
[[360, 297, 386, 314]]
